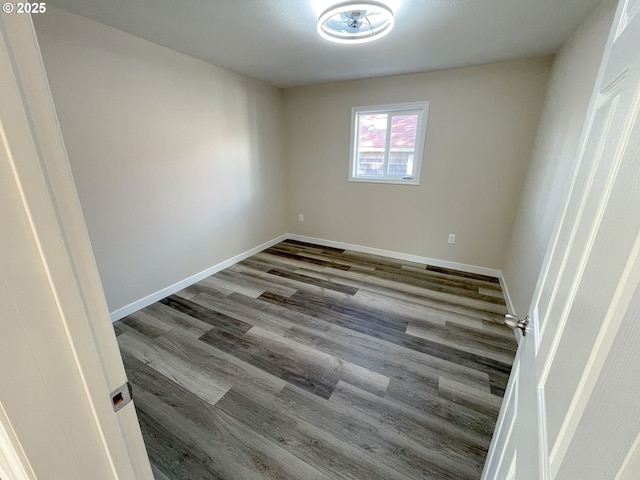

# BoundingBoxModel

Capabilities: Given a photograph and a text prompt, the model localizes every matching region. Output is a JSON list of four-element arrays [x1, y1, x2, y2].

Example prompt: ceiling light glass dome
[[317, 1, 395, 44]]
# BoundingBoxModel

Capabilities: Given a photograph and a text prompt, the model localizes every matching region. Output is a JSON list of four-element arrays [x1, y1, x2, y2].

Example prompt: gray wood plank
[[260, 290, 512, 389], [401, 264, 502, 289], [199, 323, 340, 399], [437, 376, 503, 418], [241, 257, 355, 300], [119, 330, 231, 406], [244, 326, 390, 396], [134, 380, 330, 480], [137, 409, 223, 480], [292, 266, 506, 322], [154, 329, 288, 397], [137, 301, 213, 338], [216, 387, 413, 480], [278, 384, 477, 480], [271, 244, 377, 271], [405, 323, 516, 364], [187, 291, 297, 336], [197, 290, 332, 333], [150, 464, 171, 480], [113, 320, 133, 337], [283, 323, 492, 393], [385, 378, 497, 441], [122, 310, 172, 339], [329, 381, 490, 474], [221, 267, 298, 297]]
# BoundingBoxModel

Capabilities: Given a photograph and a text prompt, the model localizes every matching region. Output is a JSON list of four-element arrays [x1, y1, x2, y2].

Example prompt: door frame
[[0, 402, 35, 480], [0, 12, 151, 478]]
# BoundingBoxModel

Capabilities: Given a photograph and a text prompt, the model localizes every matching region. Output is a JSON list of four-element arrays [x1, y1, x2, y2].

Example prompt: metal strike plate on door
[[110, 381, 133, 412], [504, 313, 530, 336]]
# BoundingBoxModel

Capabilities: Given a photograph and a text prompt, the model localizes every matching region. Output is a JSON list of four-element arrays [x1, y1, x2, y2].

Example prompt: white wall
[[283, 58, 552, 270], [502, 0, 617, 315], [33, 7, 287, 315]]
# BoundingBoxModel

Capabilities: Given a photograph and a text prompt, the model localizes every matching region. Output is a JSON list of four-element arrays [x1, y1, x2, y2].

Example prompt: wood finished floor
[[114, 240, 516, 480]]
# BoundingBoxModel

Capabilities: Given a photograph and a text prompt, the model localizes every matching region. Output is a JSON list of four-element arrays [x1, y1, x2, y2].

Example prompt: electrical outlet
[[298, 214, 304, 223], [448, 233, 456, 244]]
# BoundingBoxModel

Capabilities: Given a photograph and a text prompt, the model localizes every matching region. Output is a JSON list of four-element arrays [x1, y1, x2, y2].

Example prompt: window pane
[[357, 114, 387, 176], [388, 152, 414, 176], [350, 102, 428, 184], [390, 114, 418, 147], [388, 114, 418, 176]]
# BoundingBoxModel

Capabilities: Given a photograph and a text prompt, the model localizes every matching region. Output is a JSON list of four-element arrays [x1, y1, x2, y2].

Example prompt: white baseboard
[[109, 234, 287, 322], [111, 232, 505, 322], [498, 270, 520, 342], [498, 270, 515, 315], [287, 234, 502, 279]]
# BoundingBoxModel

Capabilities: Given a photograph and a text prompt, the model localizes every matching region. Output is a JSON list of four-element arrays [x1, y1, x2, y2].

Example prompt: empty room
[[2, 0, 640, 479]]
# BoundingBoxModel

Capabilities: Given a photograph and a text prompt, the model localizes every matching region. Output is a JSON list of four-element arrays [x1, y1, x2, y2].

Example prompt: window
[[349, 102, 429, 185]]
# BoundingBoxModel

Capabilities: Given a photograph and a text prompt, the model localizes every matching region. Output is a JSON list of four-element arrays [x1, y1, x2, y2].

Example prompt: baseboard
[[111, 232, 505, 322], [498, 270, 515, 314], [109, 233, 287, 322], [498, 270, 520, 342], [287, 234, 502, 278]]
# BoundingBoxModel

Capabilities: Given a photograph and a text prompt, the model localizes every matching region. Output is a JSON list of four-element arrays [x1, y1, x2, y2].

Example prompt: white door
[[0, 12, 152, 479], [483, 0, 640, 478]]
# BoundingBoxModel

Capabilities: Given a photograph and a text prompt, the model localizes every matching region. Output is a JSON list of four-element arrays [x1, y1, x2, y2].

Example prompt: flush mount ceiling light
[[317, 1, 395, 44]]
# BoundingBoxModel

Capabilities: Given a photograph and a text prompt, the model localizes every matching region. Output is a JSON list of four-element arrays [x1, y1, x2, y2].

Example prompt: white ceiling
[[48, 0, 603, 88]]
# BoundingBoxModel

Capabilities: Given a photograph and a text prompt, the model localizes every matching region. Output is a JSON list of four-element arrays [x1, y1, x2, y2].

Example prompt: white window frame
[[349, 101, 429, 185]]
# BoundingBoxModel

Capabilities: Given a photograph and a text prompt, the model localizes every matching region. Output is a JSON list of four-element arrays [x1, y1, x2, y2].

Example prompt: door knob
[[504, 313, 530, 336]]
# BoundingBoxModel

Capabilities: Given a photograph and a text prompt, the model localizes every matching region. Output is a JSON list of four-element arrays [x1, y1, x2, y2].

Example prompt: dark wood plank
[[426, 265, 501, 284], [401, 264, 503, 290], [189, 290, 327, 334], [135, 301, 213, 338], [262, 247, 351, 270], [136, 409, 223, 480], [259, 290, 410, 334], [282, 238, 346, 254], [236, 258, 355, 300], [323, 248, 428, 270], [121, 311, 171, 339], [198, 326, 339, 399], [266, 268, 359, 295], [113, 320, 132, 337], [268, 242, 378, 271], [160, 294, 253, 336]]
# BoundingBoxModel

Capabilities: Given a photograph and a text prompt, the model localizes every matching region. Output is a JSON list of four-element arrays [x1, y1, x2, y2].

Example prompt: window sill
[[348, 176, 420, 186]]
